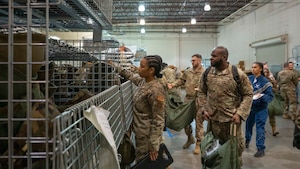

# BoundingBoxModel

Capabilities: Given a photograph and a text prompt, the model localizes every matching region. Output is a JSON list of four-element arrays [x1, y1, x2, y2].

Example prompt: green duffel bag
[[165, 96, 196, 132], [118, 133, 136, 166], [201, 124, 240, 169], [268, 92, 284, 116]]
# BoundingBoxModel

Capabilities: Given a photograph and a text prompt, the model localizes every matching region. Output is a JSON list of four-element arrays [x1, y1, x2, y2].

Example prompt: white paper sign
[[84, 105, 120, 169]]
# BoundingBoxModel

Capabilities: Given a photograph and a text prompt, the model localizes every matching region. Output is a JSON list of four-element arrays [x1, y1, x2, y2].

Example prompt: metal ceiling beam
[[112, 0, 253, 24], [1, 0, 69, 31], [111, 0, 277, 33], [52, 0, 87, 27], [70, 0, 112, 29]]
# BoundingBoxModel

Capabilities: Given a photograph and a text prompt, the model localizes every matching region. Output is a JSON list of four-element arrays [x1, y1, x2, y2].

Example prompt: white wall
[[110, 33, 217, 70], [49, 32, 217, 70], [218, 0, 300, 69]]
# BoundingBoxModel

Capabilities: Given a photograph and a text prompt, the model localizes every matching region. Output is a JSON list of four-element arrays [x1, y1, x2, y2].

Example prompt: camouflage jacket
[[119, 69, 165, 152], [266, 76, 278, 93], [196, 64, 253, 122], [277, 69, 298, 89], [171, 66, 205, 99], [161, 67, 176, 84]]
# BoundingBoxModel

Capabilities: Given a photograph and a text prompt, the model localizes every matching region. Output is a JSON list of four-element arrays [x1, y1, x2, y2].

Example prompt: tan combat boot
[[291, 114, 296, 121], [183, 134, 195, 149], [272, 126, 279, 136], [193, 141, 201, 154], [282, 113, 290, 119]]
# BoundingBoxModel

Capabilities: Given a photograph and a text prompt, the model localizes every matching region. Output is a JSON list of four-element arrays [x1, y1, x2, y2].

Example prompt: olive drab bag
[[165, 92, 196, 132], [201, 123, 240, 169], [268, 92, 284, 116], [118, 133, 136, 166], [293, 124, 300, 149]]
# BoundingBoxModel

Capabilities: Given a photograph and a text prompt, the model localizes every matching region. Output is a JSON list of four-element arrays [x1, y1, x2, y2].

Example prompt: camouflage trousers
[[296, 111, 300, 129], [209, 120, 244, 167], [280, 88, 297, 117], [184, 111, 204, 142], [135, 135, 163, 162], [268, 110, 276, 127]]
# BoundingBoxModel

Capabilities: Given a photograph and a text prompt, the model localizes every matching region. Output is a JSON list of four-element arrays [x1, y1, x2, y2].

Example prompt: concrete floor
[[163, 116, 300, 169]]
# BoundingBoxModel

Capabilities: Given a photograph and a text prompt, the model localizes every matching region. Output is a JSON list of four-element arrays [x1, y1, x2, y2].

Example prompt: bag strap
[[230, 123, 237, 137], [202, 66, 212, 95], [230, 123, 240, 169], [202, 65, 242, 96]]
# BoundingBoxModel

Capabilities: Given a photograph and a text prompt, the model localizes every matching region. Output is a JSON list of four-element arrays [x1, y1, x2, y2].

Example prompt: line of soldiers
[[124, 48, 300, 168]]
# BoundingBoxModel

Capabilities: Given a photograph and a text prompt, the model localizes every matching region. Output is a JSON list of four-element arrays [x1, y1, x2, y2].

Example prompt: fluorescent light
[[138, 4, 145, 12], [191, 18, 196, 24], [140, 28, 146, 33], [204, 3, 211, 11], [140, 18, 145, 25], [182, 27, 187, 33], [49, 36, 60, 40], [87, 18, 93, 24], [249, 35, 288, 48]]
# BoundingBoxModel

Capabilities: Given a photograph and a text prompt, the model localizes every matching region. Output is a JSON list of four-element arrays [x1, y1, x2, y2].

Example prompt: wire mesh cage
[[0, 1, 51, 169], [0, 0, 133, 169], [52, 82, 134, 169], [48, 38, 121, 106]]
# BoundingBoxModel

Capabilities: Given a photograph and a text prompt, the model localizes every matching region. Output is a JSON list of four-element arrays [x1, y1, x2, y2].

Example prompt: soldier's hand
[[167, 83, 173, 89], [232, 113, 241, 124], [149, 151, 158, 161], [202, 111, 210, 121], [107, 60, 113, 65]]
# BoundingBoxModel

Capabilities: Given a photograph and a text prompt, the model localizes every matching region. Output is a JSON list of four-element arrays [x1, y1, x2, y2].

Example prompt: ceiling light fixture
[[140, 28, 146, 33], [182, 27, 187, 33], [204, 3, 211, 11], [191, 18, 196, 24], [140, 18, 145, 25], [138, 4, 145, 12]]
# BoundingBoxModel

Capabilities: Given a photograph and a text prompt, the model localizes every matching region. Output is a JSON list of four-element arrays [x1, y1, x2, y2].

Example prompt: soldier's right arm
[[292, 71, 299, 87], [196, 73, 209, 117], [111, 63, 144, 86], [170, 71, 186, 88], [235, 71, 253, 121]]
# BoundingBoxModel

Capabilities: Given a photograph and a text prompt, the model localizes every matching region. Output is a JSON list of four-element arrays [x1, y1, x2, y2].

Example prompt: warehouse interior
[[1, 0, 300, 169]]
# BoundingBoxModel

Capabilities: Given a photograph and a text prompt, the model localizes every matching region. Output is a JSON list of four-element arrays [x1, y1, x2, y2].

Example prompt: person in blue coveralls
[[245, 62, 273, 157]]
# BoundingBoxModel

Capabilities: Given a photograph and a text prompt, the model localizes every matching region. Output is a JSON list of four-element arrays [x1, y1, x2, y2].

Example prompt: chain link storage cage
[[52, 82, 134, 169], [48, 38, 121, 106], [0, 0, 116, 168]]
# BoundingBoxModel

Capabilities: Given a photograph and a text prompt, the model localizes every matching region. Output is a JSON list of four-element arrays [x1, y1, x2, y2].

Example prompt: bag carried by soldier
[[201, 123, 240, 169], [165, 92, 196, 132], [293, 124, 300, 149], [268, 92, 284, 116], [118, 132, 136, 166], [130, 143, 173, 169]]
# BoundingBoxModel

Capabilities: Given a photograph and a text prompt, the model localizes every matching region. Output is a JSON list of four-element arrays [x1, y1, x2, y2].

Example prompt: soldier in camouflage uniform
[[263, 68, 280, 136], [288, 62, 300, 80], [277, 62, 298, 120], [168, 54, 205, 154], [198, 46, 253, 166], [161, 65, 181, 97], [114, 55, 166, 163]]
